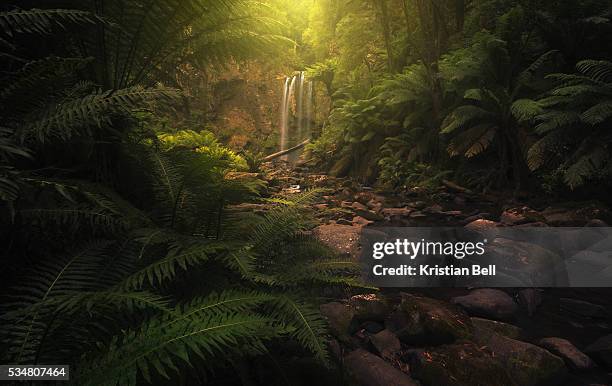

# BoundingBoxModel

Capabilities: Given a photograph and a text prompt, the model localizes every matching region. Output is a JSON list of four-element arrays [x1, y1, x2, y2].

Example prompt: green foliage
[[0, 3, 359, 385], [527, 59, 612, 188]]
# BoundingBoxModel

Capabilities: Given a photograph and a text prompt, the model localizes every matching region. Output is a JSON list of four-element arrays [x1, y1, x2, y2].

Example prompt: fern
[[0, 9, 105, 36]]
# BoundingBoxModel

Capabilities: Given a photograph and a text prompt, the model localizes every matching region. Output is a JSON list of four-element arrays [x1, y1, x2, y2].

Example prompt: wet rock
[[352, 216, 374, 227], [409, 211, 427, 219], [452, 289, 518, 321], [500, 207, 544, 225], [560, 298, 607, 318], [585, 334, 612, 368], [355, 209, 384, 222], [538, 337, 594, 371], [484, 239, 565, 287], [517, 288, 543, 317], [386, 293, 472, 345], [313, 224, 360, 259], [320, 302, 355, 340], [382, 207, 412, 221], [464, 219, 500, 232], [471, 317, 523, 339], [586, 219, 609, 227], [369, 329, 401, 359], [344, 349, 419, 386], [349, 293, 392, 322], [407, 341, 513, 386], [473, 329, 566, 386], [407, 201, 427, 210], [423, 204, 443, 214], [361, 321, 385, 334]]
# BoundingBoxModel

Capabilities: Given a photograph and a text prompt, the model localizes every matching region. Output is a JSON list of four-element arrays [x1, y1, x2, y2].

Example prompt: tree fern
[[0, 8, 105, 36]]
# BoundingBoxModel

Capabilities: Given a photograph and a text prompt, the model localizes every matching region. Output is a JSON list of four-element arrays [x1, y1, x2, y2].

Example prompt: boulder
[[344, 349, 419, 386], [473, 329, 566, 386], [538, 337, 594, 371], [470, 317, 523, 339], [559, 298, 607, 318], [386, 293, 472, 345], [407, 342, 513, 386], [349, 293, 392, 322], [464, 219, 501, 232], [320, 302, 355, 341], [500, 207, 544, 225], [452, 289, 518, 321], [585, 334, 612, 368], [369, 329, 401, 359], [355, 209, 384, 222], [517, 288, 543, 317], [382, 207, 412, 219]]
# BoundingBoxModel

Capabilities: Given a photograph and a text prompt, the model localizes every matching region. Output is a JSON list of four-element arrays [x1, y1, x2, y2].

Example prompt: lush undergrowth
[[304, 1, 612, 197], [0, 3, 360, 385]]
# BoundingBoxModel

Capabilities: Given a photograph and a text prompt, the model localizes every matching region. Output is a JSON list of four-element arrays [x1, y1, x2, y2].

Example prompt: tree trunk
[[376, 0, 395, 72]]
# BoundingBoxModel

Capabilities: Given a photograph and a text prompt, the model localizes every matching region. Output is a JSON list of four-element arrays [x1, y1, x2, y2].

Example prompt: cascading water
[[279, 71, 314, 160]]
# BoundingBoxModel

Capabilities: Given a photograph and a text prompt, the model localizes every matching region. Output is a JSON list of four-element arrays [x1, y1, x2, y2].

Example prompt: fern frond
[[24, 86, 179, 142], [271, 297, 330, 364], [441, 105, 493, 134], [119, 242, 227, 290], [0, 8, 105, 37], [511, 99, 544, 122], [576, 60, 612, 83], [581, 100, 612, 125]]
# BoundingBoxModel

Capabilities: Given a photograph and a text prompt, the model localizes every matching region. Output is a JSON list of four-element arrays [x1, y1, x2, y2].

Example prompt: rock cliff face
[[210, 62, 283, 150]]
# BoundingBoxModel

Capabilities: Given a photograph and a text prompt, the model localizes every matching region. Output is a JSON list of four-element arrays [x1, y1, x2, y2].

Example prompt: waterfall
[[279, 72, 314, 158], [297, 71, 305, 140], [280, 77, 290, 155]]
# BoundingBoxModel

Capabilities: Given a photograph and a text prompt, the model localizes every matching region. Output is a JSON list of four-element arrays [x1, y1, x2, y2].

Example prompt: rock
[[452, 289, 518, 321], [344, 349, 419, 386], [585, 334, 612, 368], [328, 338, 343, 362], [352, 201, 368, 211], [355, 209, 384, 222], [313, 203, 328, 211], [500, 207, 544, 225], [423, 204, 443, 214], [386, 293, 472, 345], [352, 216, 374, 227], [471, 317, 523, 339], [586, 219, 609, 227], [349, 293, 392, 322], [473, 329, 566, 386], [484, 238, 565, 287], [464, 219, 500, 232], [541, 207, 591, 226], [369, 329, 401, 359], [538, 337, 594, 371], [313, 224, 360, 259], [382, 207, 412, 217], [409, 211, 427, 219], [361, 321, 385, 334], [336, 218, 353, 226], [559, 298, 607, 318], [407, 342, 513, 386], [320, 302, 355, 340], [517, 288, 543, 317], [354, 192, 374, 205], [406, 201, 427, 210]]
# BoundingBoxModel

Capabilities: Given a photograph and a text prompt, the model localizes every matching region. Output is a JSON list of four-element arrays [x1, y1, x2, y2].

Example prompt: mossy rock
[[471, 317, 524, 340], [386, 293, 473, 345], [408, 341, 513, 386]]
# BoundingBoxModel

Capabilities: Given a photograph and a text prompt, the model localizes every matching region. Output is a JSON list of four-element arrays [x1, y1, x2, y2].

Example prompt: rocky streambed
[[254, 162, 612, 386]]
